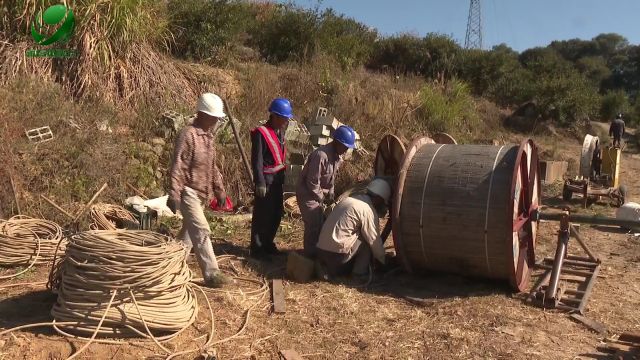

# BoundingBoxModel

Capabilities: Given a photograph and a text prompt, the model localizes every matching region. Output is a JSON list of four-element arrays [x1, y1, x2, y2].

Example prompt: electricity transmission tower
[[464, 0, 483, 49]]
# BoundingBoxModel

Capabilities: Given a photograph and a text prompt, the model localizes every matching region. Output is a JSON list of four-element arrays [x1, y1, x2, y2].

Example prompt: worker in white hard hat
[[167, 93, 232, 287], [315, 178, 391, 279]]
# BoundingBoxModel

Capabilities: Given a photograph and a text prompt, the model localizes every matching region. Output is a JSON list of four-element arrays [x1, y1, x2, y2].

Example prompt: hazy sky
[[281, 0, 640, 51]]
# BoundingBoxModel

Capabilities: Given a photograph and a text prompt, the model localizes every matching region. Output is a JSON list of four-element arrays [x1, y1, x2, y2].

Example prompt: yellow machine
[[600, 146, 621, 188], [562, 135, 626, 207]]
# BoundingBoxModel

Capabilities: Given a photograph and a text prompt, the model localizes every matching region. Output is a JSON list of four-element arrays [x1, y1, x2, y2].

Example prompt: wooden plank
[[569, 313, 607, 335], [279, 349, 303, 360], [619, 332, 640, 344], [271, 279, 286, 314]]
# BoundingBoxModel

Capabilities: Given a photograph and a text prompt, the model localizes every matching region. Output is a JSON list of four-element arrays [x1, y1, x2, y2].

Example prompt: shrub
[[599, 90, 630, 121], [417, 79, 478, 134], [249, 4, 320, 63], [167, 0, 254, 63], [317, 9, 377, 69]]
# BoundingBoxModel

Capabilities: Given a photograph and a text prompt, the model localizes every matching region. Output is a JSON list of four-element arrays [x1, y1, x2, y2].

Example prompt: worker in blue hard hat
[[249, 98, 292, 259], [296, 125, 356, 258]]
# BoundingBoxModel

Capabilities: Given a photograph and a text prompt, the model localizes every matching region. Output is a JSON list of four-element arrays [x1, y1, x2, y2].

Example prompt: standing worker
[[250, 98, 293, 259], [167, 93, 231, 287], [609, 113, 626, 148], [296, 125, 355, 258], [315, 178, 391, 279]]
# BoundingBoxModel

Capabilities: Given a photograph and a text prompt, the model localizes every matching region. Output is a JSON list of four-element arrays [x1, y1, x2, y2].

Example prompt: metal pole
[[545, 212, 570, 304], [569, 225, 598, 262], [223, 99, 253, 183], [538, 210, 640, 230]]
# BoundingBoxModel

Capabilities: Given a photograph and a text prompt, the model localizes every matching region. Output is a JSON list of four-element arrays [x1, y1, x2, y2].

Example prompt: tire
[[562, 184, 573, 201]]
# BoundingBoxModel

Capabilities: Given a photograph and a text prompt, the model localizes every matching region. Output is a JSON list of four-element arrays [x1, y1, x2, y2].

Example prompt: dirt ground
[[0, 132, 639, 360]]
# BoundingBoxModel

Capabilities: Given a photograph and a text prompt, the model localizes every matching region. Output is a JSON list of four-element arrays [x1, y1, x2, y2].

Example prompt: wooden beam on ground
[[279, 350, 303, 360], [569, 313, 607, 335], [619, 332, 640, 344], [271, 279, 286, 314]]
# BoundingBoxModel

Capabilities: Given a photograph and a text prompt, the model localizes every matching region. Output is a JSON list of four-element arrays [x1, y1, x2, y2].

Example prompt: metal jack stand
[[529, 210, 640, 313], [529, 211, 600, 313]]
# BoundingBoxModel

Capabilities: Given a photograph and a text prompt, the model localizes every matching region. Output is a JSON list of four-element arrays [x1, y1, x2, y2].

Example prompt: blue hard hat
[[333, 125, 356, 149], [268, 98, 293, 119]]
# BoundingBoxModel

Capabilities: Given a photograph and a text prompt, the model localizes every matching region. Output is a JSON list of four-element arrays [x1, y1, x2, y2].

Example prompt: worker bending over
[[250, 98, 292, 259], [316, 178, 391, 278], [167, 93, 231, 287], [609, 113, 625, 148], [296, 125, 355, 258]]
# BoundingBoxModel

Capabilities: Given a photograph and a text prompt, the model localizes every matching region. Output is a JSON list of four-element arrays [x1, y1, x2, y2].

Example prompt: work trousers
[[613, 134, 623, 148], [177, 187, 219, 281], [317, 240, 371, 277], [297, 197, 323, 258], [251, 181, 284, 251]]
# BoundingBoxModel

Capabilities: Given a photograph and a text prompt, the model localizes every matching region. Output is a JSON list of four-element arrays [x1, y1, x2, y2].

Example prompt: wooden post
[[73, 183, 108, 224], [223, 99, 253, 183], [40, 195, 75, 220], [8, 173, 21, 215], [271, 279, 286, 314]]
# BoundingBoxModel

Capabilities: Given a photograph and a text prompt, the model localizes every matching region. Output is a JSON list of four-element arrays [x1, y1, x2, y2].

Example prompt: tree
[[317, 9, 378, 69]]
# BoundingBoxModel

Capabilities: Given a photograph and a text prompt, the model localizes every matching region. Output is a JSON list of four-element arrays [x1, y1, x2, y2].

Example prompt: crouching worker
[[296, 125, 355, 258], [167, 93, 232, 288], [315, 178, 391, 278]]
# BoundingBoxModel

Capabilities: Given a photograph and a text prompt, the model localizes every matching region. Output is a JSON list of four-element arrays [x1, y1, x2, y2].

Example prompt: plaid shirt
[[169, 125, 225, 202]]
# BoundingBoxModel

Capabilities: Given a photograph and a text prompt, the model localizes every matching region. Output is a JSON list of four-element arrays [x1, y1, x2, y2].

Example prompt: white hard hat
[[197, 93, 226, 118], [366, 178, 391, 204]]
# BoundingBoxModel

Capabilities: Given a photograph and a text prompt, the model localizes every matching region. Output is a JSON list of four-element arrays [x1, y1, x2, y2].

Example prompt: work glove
[[216, 192, 227, 207], [256, 184, 267, 198], [166, 197, 178, 214], [326, 189, 335, 204]]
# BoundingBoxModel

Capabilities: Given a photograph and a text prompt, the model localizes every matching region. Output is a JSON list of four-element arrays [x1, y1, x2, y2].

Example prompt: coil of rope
[[89, 203, 139, 230], [0, 215, 66, 279], [50, 231, 197, 341]]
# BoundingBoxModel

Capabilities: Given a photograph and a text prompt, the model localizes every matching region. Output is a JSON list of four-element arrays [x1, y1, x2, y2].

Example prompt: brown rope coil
[[89, 203, 139, 230], [51, 230, 197, 340], [0, 216, 66, 279]]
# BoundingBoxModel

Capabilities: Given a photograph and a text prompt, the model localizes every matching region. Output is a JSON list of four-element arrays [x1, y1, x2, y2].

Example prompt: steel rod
[[570, 225, 599, 262], [545, 213, 570, 301], [578, 264, 600, 314], [538, 211, 640, 229], [537, 264, 594, 277], [543, 257, 597, 269]]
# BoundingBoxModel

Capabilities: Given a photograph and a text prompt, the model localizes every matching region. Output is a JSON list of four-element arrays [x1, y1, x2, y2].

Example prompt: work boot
[[250, 246, 271, 261], [264, 243, 285, 256], [205, 270, 232, 288], [314, 260, 330, 282]]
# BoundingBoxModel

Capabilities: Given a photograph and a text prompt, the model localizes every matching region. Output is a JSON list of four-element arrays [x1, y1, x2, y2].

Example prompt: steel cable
[[89, 203, 139, 230]]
